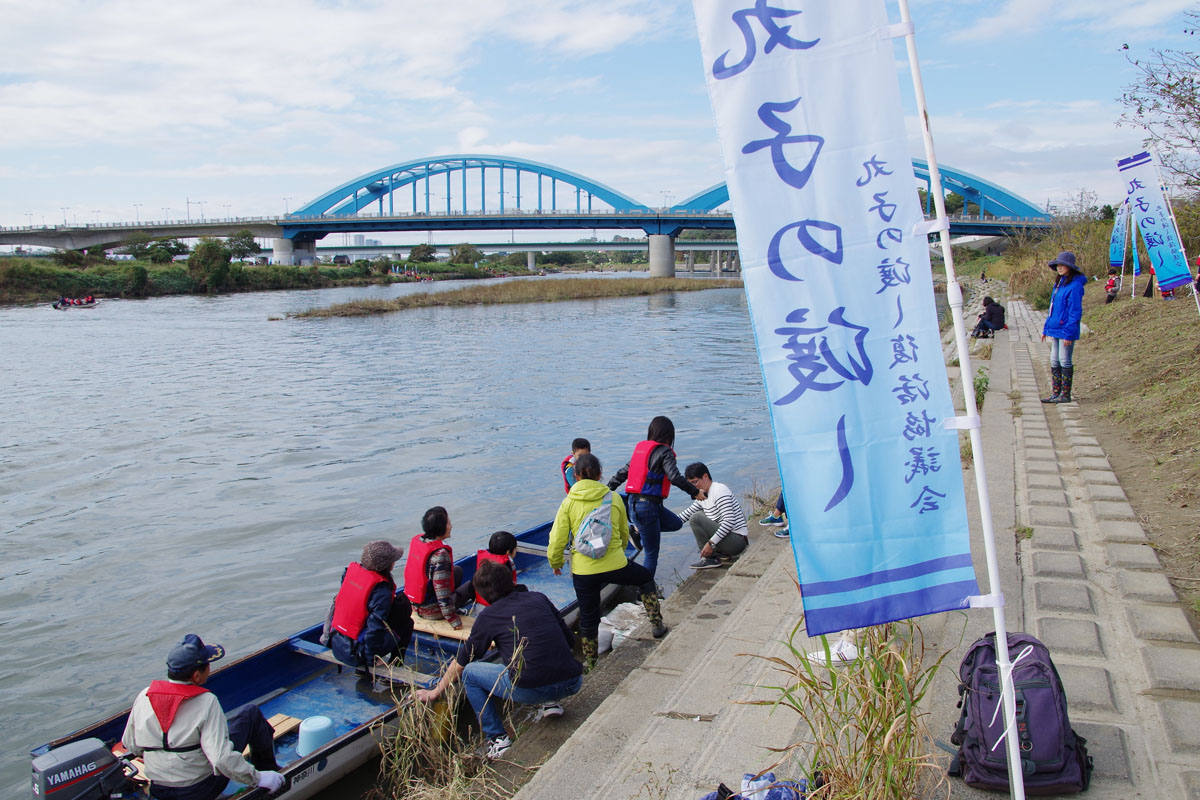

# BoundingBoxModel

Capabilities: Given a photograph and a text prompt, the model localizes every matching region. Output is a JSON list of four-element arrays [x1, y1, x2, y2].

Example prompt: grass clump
[[973, 367, 989, 410], [744, 607, 956, 799], [1014, 525, 1034, 540], [292, 277, 743, 318]]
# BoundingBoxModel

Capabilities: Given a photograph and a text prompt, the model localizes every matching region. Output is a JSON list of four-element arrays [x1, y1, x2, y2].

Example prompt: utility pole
[[133, 204, 142, 224], [283, 196, 292, 215], [60, 207, 69, 225]]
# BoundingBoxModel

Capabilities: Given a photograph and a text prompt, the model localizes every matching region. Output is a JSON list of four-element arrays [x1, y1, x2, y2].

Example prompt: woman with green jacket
[[549, 453, 667, 671]]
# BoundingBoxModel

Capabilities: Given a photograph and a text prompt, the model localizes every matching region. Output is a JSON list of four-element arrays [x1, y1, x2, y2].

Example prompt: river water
[[0, 275, 777, 796]]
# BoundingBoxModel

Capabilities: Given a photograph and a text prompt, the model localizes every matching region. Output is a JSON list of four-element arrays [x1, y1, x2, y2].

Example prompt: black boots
[[581, 636, 598, 673], [640, 592, 669, 639], [1041, 366, 1062, 403]]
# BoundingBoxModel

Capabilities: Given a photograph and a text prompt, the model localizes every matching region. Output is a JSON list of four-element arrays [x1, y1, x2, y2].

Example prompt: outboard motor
[[31, 738, 138, 800]]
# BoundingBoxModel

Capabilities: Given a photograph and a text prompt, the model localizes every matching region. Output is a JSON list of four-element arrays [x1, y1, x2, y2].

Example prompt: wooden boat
[[52, 299, 99, 310], [29, 519, 631, 800]]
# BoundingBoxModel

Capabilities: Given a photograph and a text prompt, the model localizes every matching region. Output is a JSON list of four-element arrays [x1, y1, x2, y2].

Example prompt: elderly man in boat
[[414, 560, 583, 760], [321, 539, 414, 671], [120, 634, 285, 799]]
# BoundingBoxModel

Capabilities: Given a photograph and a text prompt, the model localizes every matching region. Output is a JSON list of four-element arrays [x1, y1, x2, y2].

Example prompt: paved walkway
[[512, 290, 1200, 800]]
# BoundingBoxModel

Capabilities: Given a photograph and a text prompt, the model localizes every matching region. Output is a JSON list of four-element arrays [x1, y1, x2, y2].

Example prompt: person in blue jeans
[[606, 415, 699, 580], [1041, 251, 1086, 404], [414, 560, 583, 761]]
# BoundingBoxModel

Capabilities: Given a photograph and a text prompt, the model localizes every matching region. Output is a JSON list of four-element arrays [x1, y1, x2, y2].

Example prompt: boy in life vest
[[404, 506, 464, 630], [453, 530, 527, 608], [120, 634, 284, 800], [1104, 268, 1121, 304], [560, 437, 590, 493], [322, 540, 414, 670]]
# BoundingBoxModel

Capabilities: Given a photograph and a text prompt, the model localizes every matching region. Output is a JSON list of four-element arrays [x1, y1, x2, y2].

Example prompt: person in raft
[[405, 506, 464, 630], [606, 415, 699, 579], [560, 437, 591, 493], [551, 453, 668, 671], [321, 540, 414, 670], [678, 462, 750, 570], [121, 634, 285, 800], [415, 560, 583, 761], [453, 529, 528, 608], [1041, 251, 1086, 404]]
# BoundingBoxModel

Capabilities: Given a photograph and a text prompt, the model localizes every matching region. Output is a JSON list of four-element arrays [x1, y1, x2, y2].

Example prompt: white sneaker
[[805, 634, 858, 667], [536, 702, 564, 720], [485, 734, 513, 760]]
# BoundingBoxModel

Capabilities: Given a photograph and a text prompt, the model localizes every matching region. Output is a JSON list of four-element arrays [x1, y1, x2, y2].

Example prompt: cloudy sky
[[0, 0, 1192, 230]]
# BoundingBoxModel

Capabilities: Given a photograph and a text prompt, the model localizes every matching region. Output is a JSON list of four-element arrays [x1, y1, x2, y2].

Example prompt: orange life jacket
[[331, 562, 392, 640], [403, 535, 452, 604], [473, 550, 516, 606], [625, 440, 672, 499]]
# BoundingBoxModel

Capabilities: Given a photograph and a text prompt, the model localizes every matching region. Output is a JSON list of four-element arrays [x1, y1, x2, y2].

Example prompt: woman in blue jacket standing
[[1041, 251, 1087, 404]]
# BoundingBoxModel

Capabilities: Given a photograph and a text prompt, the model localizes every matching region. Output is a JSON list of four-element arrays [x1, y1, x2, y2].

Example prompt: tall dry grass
[[292, 277, 742, 318]]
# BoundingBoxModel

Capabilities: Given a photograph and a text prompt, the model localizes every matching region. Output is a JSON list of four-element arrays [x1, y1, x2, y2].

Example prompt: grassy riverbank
[[0, 256, 506, 305], [290, 277, 744, 318]]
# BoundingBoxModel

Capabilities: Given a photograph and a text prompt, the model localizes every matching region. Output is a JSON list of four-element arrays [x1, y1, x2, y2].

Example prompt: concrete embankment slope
[[516, 287, 1200, 799]]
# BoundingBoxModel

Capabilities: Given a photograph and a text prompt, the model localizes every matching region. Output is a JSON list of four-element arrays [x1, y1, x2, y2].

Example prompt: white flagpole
[[895, 2, 1026, 798], [1155, 163, 1200, 319], [1119, 201, 1127, 299]]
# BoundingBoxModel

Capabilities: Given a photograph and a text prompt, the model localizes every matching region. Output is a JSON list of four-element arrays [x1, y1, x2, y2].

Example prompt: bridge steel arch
[[292, 154, 650, 219], [669, 160, 1048, 220]]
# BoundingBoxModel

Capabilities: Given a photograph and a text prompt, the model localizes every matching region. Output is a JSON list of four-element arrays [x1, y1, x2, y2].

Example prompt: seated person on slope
[[322, 540, 414, 670], [679, 462, 750, 569], [405, 506, 464, 630]]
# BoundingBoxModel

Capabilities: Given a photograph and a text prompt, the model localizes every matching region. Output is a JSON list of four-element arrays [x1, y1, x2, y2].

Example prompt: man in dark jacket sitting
[[322, 540, 414, 671], [414, 560, 583, 760]]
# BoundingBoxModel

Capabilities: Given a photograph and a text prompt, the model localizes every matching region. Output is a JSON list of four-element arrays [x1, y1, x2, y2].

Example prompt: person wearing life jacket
[[322, 540, 413, 670], [453, 530, 526, 608], [560, 437, 591, 493], [120, 634, 284, 800], [404, 506, 463, 630], [607, 415, 698, 579]]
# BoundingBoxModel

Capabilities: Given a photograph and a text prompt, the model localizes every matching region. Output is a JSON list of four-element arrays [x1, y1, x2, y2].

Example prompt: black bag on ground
[[948, 631, 1092, 794]]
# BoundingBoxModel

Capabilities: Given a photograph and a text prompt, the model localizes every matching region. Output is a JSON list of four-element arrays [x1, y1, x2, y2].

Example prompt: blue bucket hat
[[1048, 251, 1079, 271], [166, 633, 225, 674]]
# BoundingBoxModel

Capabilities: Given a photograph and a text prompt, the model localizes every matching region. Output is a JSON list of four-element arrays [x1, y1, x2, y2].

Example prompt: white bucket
[[296, 715, 335, 757]]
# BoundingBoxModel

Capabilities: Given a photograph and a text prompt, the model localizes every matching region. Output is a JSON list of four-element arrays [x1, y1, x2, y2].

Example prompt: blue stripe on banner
[[804, 580, 978, 637], [802, 553, 973, 597], [801, 565, 979, 610], [1117, 152, 1151, 171]]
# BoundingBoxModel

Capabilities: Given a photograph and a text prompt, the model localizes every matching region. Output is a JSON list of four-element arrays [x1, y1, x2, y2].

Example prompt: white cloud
[[952, 0, 1193, 41]]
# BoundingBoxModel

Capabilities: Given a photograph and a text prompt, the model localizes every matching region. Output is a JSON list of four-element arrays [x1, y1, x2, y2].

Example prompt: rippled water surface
[[0, 276, 776, 795]]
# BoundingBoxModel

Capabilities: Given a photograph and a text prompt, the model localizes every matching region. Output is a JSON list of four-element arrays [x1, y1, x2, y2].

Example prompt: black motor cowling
[[31, 738, 135, 800]]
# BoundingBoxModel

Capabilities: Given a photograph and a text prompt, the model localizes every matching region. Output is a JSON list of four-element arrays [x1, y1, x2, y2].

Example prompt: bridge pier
[[272, 238, 294, 265], [527, 252, 536, 271], [686, 252, 694, 273], [648, 234, 675, 278]]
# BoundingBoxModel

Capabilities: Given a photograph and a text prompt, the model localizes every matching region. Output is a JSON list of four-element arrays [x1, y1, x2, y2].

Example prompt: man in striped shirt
[[679, 462, 750, 569]]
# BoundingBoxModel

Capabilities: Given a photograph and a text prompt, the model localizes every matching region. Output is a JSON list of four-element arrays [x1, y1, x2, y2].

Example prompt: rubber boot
[[1052, 367, 1073, 403], [581, 636, 598, 673], [641, 593, 669, 639], [1041, 366, 1062, 403]]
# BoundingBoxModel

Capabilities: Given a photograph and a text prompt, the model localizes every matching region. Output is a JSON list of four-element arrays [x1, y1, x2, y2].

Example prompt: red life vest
[[143, 681, 209, 752], [403, 535, 452, 604], [331, 562, 392, 640], [473, 550, 517, 606], [625, 440, 672, 499], [561, 454, 575, 493]]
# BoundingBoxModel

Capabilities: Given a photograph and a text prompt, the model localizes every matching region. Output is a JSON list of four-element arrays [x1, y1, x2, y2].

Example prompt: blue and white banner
[[1117, 151, 1194, 291], [694, 0, 977, 635], [1132, 224, 1142, 278], [1108, 200, 1129, 270]]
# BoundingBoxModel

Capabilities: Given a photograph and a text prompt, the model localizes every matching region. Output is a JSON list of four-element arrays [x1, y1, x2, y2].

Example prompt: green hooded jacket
[[548, 478, 630, 575]]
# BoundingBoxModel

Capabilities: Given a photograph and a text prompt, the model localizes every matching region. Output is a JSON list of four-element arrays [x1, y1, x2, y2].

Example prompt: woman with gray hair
[[322, 540, 414, 670]]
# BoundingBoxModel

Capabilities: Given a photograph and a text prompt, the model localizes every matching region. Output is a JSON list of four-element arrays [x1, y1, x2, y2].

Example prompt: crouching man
[[121, 634, 285, 800], [414, 560, 583, 760], [680, 462, 750, 569]]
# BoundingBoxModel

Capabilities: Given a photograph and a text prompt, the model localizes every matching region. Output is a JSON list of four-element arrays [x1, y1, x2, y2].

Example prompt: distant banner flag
[[1117, 151, 1194, 291], [1132, 224, 1142, 278], [693, 0, 978, 635], [1109, 200, 1129, 270]]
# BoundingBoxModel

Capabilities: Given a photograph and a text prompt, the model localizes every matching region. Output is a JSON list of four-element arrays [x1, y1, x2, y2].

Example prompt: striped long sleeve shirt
[[677, 481, 749, 546]]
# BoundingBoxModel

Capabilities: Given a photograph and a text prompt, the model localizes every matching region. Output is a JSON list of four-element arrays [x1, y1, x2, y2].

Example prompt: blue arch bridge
[[0, 154, 1049, 274]]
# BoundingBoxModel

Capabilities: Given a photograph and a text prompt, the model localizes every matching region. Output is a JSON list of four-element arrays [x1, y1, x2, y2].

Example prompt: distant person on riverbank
[[971, 296, 1006, 338], [404, 506, 464, 631], [550, 453, 667, 671], [415, 560, 583, 761], [607, 416, 698, 580], [1041, 252, 1086, 404], [678, 462, 749, 569], [453, 530, 526, 608], [322, 540, 413, 671], [121, 634, 284, 799], [1104, 268, 1122, 304], [561, 437, 590, 493]]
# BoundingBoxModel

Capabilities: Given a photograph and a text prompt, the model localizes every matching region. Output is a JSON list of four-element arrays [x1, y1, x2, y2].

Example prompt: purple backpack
[[948, 632, 1092, 795]]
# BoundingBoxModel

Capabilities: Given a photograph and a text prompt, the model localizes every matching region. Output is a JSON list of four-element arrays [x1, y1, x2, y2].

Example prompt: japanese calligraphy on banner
[[693, 0, 978, 635], [1109, 200, 1129, 270], [1117, 151, 1194, 291]]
